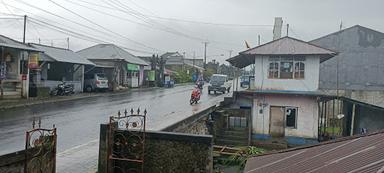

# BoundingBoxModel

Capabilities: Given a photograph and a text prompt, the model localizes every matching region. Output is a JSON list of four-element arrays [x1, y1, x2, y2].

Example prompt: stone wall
[[162, 105, 216, 135], [98, 124, 213, 173], [0, 150, 25, 173], [144, 131, 213, 173]]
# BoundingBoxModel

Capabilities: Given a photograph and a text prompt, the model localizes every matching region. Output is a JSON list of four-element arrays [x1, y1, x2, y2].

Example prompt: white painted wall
[[252, 94, 318, 139], [253, 55, 320, 91]]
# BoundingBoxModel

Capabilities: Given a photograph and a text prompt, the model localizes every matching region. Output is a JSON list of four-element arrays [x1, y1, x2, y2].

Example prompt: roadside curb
[[0, 87, 161, 110]]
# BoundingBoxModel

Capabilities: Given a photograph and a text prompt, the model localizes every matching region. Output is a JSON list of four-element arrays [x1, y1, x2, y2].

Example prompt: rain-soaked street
[[0, 84, 230, 172]]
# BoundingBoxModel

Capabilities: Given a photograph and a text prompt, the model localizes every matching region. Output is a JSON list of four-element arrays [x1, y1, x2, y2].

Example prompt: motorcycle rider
[[190, 85, 201, 104]]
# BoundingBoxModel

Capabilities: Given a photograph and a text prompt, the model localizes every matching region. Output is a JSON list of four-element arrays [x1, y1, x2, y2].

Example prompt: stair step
[[216, 135, 248, 141], [215, 138, 248, 147]]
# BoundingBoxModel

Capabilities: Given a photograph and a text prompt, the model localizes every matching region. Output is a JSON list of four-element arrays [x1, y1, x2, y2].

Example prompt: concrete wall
[[253, 55, 320, 91], [312, 25, 384, 91], [252, 94, 318, 139], [323, 89, 384, 108], [162, 105, 216, 135]]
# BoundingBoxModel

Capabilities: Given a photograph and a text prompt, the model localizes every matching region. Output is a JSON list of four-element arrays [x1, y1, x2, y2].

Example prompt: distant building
[[30, 43, 94, 94], [78, 44, 148, 89], [311, 25, 384, 107], [161, 52, 204, 71]]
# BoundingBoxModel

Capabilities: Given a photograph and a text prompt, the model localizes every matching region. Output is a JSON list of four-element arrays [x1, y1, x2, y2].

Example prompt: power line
[[9, 0, 161, 53], [67, 0, 256, 48], [66, 0, 274, 28], [48, 0, 162, 52], [28, 17, 155, 54]]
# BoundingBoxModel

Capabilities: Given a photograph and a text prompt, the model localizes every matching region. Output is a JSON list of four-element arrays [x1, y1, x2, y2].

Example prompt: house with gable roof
[[226, 36, 337, 144], [78, 44, 149, 89]]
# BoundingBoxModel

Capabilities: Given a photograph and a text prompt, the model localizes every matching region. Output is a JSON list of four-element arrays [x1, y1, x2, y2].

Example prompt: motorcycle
[[190, 87, 201, 105], [196, 80, 204, 90], [50, 81, 75, 96]]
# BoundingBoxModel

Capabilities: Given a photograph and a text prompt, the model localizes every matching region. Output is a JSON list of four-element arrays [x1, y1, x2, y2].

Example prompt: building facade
[[227, 37, 337, 143]]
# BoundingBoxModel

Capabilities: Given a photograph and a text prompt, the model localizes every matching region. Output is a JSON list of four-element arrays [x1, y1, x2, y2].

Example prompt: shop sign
[[148, 70, 155, 81], [28, 53, 39, 69], [127, 64, 139, 71]]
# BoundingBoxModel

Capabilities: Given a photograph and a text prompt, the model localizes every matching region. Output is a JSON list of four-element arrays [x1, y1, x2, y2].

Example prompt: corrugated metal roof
[[227, 37, 337, 68], [77, 44, 149, 66], [244, 131, 384, 173], [30, 44, 94, 65], [0, 35, 40, 52], [241, 37, 337, 56]]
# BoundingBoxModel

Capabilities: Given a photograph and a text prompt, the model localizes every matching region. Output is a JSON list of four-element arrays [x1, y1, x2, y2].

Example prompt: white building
[[227, 37, 337, 144]]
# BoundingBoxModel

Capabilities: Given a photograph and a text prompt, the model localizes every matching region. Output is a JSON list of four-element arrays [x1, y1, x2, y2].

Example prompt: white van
[[84, 73, 109, 92], [208, 74, 231, 94]]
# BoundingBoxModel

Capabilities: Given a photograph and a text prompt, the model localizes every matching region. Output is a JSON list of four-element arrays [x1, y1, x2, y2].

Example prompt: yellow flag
[[245, 40, 250, 49]]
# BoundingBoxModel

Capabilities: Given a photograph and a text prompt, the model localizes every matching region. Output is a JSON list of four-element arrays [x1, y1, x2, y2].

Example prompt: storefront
[[127, 63, 139, 88], [0, 36, 41, 98]]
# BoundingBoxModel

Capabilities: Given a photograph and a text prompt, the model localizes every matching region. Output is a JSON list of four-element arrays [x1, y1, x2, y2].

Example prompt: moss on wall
[[145, 139, 211, 173]]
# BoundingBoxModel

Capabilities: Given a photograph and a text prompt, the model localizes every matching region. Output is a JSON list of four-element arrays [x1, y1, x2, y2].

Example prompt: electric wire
[[48, 0, 162, 52]]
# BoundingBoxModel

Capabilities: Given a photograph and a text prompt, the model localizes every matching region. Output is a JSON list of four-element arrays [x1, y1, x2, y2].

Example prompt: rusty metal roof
[[245, 131, 384, 173]]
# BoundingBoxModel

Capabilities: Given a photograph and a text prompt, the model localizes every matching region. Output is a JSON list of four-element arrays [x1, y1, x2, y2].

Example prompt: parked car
[[84, 73, 108, 92], [208, 74, 231, 94]]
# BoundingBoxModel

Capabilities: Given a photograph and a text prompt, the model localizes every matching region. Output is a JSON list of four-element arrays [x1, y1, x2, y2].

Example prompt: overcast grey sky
[[0, 0, 383, 63]]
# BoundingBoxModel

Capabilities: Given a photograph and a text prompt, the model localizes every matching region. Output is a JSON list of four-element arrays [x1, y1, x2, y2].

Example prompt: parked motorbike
[[50, 81, 75, 96], [190, 87, 201, 105]]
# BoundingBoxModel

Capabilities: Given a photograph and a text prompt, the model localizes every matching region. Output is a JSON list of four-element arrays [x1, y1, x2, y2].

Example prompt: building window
[[280, 57, 293, 79], [294, 62, 305, 79], [229, 116, 247, 128], [268, 62, 279, 78], [268, 56, 305, 79], [285, 107, 297, 128]]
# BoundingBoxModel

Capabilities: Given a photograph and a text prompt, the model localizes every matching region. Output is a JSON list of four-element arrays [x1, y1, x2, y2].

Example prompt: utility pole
[[67, 37, 70, 50], [23, 15, 27, 44], [286, 24, 289, 37], [182, 52, 185, 71], [258, 35, 261, 45], [193, 51, 196, 68], [203, 42, 208, 70], [38, 38, 41, 44], [21, 15, 27, 98]]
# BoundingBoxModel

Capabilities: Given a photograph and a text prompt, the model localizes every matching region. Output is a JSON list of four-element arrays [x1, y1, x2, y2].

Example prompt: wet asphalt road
[[0, 84, 230, 172]]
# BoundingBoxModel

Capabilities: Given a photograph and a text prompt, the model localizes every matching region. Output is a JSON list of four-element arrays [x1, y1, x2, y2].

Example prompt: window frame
[[267, 56, 306, 80], [285, 107, 298, 129]]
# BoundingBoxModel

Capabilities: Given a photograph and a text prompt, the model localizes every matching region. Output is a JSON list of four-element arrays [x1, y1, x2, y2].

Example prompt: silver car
[[84, 73, 109, 92]]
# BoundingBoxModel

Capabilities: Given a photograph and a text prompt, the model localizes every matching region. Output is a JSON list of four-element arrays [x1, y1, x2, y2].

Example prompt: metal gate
[[25, 118, 57, 173], [107, 108, 147, 173]]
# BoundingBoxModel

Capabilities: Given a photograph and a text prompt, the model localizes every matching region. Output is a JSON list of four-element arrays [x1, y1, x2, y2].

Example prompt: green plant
[[224, 146, 265, 172], [174, 69, 192, 83]]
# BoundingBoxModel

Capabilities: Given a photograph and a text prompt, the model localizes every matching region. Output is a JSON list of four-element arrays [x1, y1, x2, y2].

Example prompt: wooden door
[[270, 106, 285, 137]]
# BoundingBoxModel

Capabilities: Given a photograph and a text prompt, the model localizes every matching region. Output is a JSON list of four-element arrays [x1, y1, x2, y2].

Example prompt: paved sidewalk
[[0, 87, 159, 110]]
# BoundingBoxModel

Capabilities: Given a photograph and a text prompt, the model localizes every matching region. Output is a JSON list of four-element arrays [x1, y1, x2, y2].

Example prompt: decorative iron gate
[[25, 118, 57, 173], [107, 108, 147, 173]]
